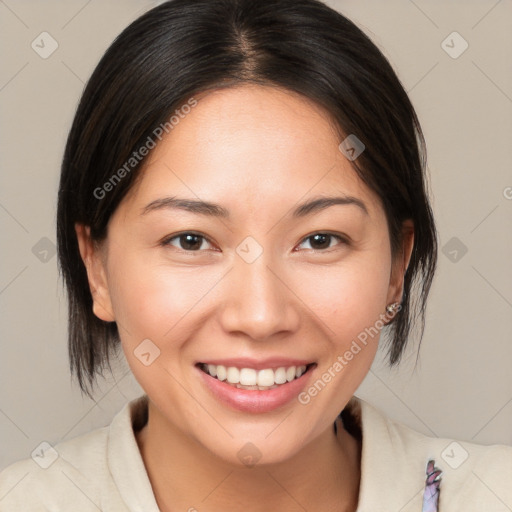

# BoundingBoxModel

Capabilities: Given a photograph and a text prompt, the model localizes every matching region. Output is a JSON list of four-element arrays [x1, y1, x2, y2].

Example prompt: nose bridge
[[219, 251, 300, 340]]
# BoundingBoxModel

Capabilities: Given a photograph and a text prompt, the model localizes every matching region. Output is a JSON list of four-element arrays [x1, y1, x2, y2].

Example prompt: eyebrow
[[141, 197, 229, 217], [292, 195, 368, 217], [141, 195, 369, 218]]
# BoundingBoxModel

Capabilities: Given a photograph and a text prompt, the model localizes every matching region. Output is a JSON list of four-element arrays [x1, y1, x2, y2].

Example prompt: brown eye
[[298, 233, 346, 251], [164, 232, 212, 251]]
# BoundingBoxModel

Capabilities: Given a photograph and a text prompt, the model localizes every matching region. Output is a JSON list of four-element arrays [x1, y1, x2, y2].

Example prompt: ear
[[75, 223, 115, 322], [387, 219, 414, 305]]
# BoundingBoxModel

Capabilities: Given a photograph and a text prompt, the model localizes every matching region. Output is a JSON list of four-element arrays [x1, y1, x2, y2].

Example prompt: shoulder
[[351, 397, 512, 511], [0, 399, 140, 512], [0, 425, 112, 511], [398, 419, 511, 509]]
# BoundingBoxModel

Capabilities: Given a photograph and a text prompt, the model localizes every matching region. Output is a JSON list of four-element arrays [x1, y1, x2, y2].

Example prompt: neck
[[136, 401, 361, 512]]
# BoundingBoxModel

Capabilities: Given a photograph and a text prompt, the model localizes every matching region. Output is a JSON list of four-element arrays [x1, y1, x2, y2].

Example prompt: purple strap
[[422, 459, 442, 511]]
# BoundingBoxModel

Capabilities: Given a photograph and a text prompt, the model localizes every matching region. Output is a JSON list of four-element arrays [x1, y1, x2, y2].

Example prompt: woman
[[0, 0, 510, 510]]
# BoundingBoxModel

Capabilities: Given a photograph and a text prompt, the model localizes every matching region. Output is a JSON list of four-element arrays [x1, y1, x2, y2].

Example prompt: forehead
[[122, 85, 381, 218]]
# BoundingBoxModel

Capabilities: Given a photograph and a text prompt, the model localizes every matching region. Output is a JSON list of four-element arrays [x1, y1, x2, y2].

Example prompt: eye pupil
[[181, 234, 202, 250], [310, 234, 330, 249]]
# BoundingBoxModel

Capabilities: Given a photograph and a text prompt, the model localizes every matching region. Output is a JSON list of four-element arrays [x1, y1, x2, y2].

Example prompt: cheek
[[291, 244, 391, 422], [291, 248, 391, 345], [105, 252, 228, 396], [106, 250, 222, 346], [109, 275, 173, 343]]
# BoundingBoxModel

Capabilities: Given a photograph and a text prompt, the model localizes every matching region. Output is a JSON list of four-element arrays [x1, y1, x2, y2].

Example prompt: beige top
[[0, 394, 511, 511]]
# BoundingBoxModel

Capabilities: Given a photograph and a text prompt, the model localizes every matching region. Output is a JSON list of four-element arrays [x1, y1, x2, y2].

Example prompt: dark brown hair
[[57, 0, 438, 399]]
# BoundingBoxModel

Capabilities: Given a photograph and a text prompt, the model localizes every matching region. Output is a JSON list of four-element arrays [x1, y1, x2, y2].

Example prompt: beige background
[[1, 0, 511, 471]]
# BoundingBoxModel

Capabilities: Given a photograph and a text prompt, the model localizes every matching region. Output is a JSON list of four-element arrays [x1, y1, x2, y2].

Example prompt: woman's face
[[80, 84, 411, 465]]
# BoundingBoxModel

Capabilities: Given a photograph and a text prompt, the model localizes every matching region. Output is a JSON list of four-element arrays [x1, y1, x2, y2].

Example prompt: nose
[[218, 255, 301, 341]]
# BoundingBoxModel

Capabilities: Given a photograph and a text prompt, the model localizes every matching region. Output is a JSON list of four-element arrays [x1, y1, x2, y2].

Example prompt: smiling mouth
[[197, 362, 316, 391]]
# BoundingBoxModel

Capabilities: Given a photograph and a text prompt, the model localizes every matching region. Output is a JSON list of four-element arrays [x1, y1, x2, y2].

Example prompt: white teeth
[[203, 363, 310, 387], [257, 369, 275, 387], [216, 365, 227, 381], [236, 384, 259, 390], [239, 368, 257, 386], [226, 367, 240, 384], [274, 367, 287, 384]]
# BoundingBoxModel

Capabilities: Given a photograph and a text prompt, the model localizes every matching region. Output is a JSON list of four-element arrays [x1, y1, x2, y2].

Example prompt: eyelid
[[161, 231, 217, 251], [296, 231, 349, 251], [160, 230, 349, 253]]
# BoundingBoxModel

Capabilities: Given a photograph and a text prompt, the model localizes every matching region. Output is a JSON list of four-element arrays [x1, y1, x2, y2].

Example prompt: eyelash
[[161, 231, 349, 253], [296, 232, 348, 251]]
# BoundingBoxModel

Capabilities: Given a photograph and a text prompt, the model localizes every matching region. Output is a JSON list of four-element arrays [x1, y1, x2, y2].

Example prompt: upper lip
[[197, 358, 315, 371]]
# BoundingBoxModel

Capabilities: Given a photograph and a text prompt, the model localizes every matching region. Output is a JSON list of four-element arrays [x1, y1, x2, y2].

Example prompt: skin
[[76, 84, 414, 512]]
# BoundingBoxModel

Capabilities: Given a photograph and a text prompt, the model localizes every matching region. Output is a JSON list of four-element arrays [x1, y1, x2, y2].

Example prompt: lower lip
[[197, 365, 315, 414]]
